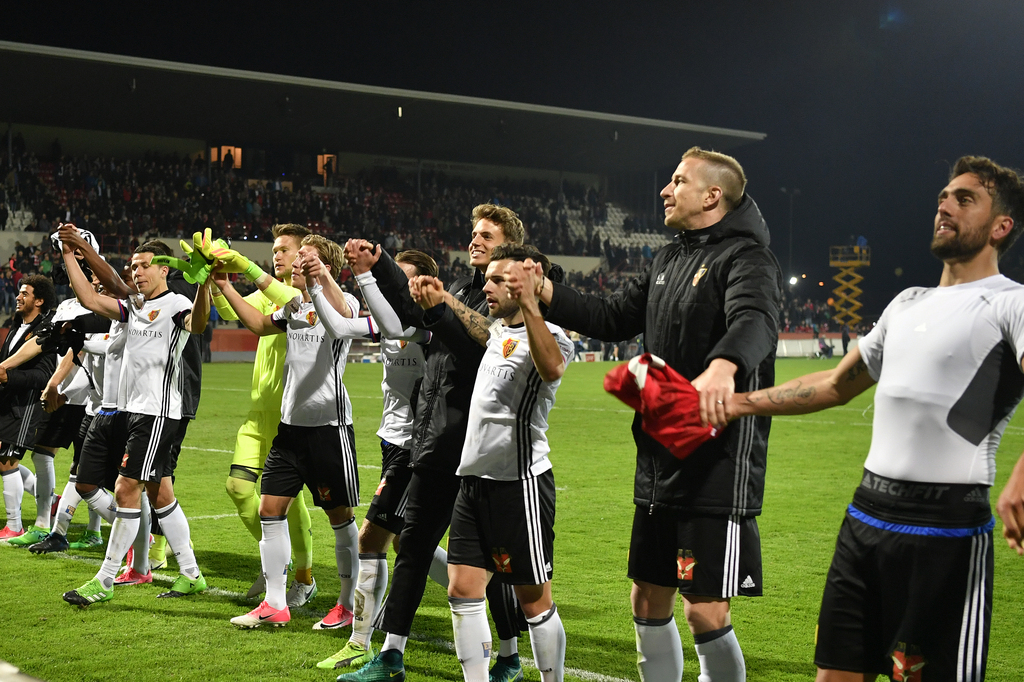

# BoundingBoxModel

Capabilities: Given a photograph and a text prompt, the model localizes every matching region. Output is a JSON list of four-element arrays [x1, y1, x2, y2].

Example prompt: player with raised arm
[[60, 237, 211, 605], [339, 206, 530, 682], [0, 276, 57, 541], [206, 224, 321, 606], [410, 244, 573, 682], [726, 156, 1024, 681], [218, 235, 364, 630], [58, 224, 206, 572], [317, 248, 452, 671]]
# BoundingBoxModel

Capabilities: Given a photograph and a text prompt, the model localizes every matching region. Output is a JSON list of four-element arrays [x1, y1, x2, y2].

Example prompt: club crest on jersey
[[121, 453, 130, 468], [306, 311, 318, 327], [677, 549, 696, 581], [502, 338, 519, 358], [399, 340, 408, 349], [491, 548, 512, 573], [692, 264, 708, 287], [891, 643, 925, 682], [147, 309, 160, 322], [318, 486, 331, 502]]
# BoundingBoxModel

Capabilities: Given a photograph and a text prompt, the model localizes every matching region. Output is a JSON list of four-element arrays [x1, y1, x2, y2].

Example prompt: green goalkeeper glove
[[151, 254, 212, 285]]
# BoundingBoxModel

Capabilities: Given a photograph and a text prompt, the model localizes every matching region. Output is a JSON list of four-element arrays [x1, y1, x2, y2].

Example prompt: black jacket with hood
[[545, 195, 783, 516]]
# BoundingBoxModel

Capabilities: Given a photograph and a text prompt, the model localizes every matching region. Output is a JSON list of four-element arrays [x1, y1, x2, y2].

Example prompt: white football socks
[[31, 451, 55, 528], [382, 633, 408, 654], [351, 552, 388, 647], [19, 464, 35, 498], [52, 477, 82, 536], [429, 544, 450, 588], [332, 517, 358, 610], [81, 487, 116, 524], [635, 615, 684, 682], [259, 516, 290, 610], [450, 597, 491, 682], [87, 507, 102, 533], [694, 625, 745, 682], [526, 604, 565, 682], [2, 468, 24, 532], [97, 508, 141, 588], [155, 500, 199, 579], [131, 495, 152, 573]]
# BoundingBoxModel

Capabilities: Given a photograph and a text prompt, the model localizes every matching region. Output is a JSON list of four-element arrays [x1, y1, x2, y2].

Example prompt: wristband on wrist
[[243, 261, 265, 282]]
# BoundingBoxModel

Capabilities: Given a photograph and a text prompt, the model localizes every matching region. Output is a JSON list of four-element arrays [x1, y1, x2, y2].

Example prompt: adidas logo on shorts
[[963, 488, 988, 503], [740, 575, 756, 589]]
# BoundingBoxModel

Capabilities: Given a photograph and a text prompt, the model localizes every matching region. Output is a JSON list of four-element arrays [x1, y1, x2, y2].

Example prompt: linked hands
[[343, 239, 381, 275], [408, 275, 446, 310], [504, 260, 544, 314]]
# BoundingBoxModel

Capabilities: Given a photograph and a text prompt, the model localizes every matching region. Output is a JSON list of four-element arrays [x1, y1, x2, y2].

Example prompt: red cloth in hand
[[604, 353, 720, 460]]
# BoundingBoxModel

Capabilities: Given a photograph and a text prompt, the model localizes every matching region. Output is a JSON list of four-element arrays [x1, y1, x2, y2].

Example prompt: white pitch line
[[1, 544, 627, 682]]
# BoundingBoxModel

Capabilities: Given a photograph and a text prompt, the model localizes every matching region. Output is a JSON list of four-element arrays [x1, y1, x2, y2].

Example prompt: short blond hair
[[301, 235, 346, 281], [471, 204, 525, 244], [682, 147, 747, 211], [272, 223, 311, 240]]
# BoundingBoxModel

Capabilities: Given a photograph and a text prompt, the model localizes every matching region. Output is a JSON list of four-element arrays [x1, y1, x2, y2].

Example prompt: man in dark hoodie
[[508, 147, 782, 682]]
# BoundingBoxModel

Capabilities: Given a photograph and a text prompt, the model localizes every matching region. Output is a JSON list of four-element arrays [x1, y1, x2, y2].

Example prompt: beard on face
[[930, 222, 990, 262]]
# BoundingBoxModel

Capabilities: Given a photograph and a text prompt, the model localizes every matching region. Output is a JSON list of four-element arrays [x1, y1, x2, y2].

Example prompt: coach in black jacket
[[509, 148, 782, 681]]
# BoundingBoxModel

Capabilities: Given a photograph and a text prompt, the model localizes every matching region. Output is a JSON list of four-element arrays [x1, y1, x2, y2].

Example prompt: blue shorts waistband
[[847, 505, 994, 537]]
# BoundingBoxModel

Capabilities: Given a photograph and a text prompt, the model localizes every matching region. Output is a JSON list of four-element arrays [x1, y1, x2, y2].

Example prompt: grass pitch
[[1, 359, 1023, 681]]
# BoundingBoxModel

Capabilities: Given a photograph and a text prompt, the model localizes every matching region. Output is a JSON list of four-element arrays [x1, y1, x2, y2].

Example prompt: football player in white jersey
[[317, 248, 453, 671], [218, 235, 365, 630], [410, 243, 574, 682], [59, 238, 212, 606], [726, 155, 1024, 682]]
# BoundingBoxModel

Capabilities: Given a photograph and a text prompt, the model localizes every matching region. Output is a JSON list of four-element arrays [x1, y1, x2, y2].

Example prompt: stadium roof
[[0, 40, 765, 175]]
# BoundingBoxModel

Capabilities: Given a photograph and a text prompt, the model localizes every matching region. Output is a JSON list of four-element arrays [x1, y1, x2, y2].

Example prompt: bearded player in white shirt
[[726, 155, 1024, 682], [410, 243, 574, 682], [60, 239, 212, 605]]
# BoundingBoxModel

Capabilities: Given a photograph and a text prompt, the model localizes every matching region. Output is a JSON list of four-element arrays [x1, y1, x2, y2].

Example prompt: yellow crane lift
[[829, 245, 870, 326]]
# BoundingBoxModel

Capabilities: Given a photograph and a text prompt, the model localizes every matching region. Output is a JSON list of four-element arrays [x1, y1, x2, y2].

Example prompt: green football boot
[[69, 530, 104, 549], [317, 641, 375, 670], [63, 577, 113, 606], [336, 649, 405, 682], [157, 572, 207, 598], [6, 525, 49, 547]]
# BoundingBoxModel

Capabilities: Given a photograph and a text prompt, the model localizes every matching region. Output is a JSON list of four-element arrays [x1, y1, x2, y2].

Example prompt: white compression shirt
[[859, 275, 1024, 485]]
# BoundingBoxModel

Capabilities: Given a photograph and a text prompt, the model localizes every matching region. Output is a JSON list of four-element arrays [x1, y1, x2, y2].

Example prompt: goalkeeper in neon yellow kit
[[208, 224, 335, 604]]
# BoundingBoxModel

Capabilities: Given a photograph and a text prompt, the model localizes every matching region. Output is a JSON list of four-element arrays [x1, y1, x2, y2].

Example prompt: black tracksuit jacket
[[370, 251, 487, 473], [545, 195, 783, 516]]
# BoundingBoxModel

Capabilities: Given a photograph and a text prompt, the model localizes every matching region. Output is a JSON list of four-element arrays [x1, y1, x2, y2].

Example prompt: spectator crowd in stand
[[3, 144, 849, 352]]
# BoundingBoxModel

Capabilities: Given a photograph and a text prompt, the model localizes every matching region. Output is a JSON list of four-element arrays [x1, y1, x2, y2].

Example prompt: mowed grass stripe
[[0, 359, 1022, 681]]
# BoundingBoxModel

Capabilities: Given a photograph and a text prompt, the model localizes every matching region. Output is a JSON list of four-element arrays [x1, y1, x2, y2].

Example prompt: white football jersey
[[377, 336, 427, 449], [95, 320, 127, 410], [273, 294, 360, 427], [116, 290, 193, 419], [859, 275, 1024, 485], [458, 321, 575, 480]]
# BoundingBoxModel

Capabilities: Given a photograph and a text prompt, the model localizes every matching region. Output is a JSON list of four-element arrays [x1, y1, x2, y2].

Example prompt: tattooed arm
[[726, 346, 876, 421], [442, 292, 490, 347]]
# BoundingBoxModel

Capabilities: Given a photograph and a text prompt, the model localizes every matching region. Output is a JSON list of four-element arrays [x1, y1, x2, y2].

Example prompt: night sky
[[4, 1, 1024, 314]]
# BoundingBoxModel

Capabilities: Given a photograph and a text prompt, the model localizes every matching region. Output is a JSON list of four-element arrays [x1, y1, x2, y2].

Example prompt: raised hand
[[344, 239, 380, 275]]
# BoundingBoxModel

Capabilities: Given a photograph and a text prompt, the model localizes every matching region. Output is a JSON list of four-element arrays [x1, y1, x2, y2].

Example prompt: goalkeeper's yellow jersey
[[216, 285, 301, 414]]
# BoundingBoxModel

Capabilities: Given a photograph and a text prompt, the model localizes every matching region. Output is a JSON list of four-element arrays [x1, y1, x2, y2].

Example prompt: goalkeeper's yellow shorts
[[231, 410, 281, 471]]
